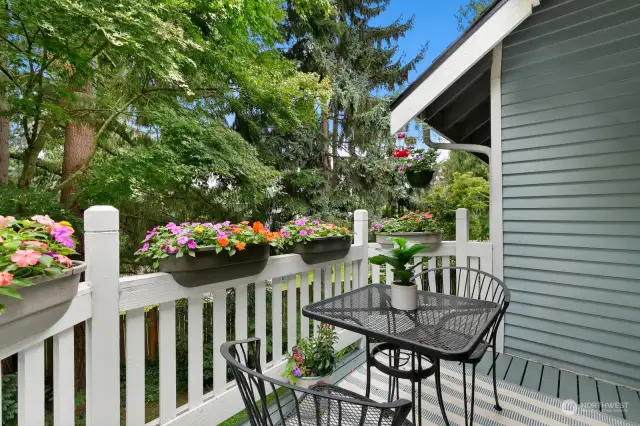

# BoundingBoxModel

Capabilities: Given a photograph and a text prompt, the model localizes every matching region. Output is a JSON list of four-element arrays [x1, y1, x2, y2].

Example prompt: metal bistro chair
[[221, 338, 414, 426], [369, 266, 510, 425]]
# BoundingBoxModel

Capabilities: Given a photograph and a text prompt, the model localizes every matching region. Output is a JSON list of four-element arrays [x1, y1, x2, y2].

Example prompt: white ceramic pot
[[375, 232, 442, 251], [296, 375, 330, 389], [391, 283, 418, 311]]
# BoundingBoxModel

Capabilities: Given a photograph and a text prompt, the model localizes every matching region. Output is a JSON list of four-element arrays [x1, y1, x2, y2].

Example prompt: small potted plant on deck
[[280, 218, 352, 264], [136, 221, 282, 287], [283, 324, 340, 389], [369, 237, 430, 311], [372, 211, 442, 250], [394, 148, 438, 188], [0, 215, 86, 350]]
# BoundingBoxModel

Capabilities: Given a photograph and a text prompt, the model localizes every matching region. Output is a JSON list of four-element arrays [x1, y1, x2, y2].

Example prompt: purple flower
[[299, 230, 308, 237], [177, 236, 189, 245], [294, 219, 306, 226], [144, 231, 156, 242], [406, 162, 413, 167], [292, 367, 301, 377], [170, 227, 182, 235], [217, 232, 226, 239], [313, 220, 320, 225], [187, 240, 197, 250], [397, 166, 404, 173], [213, 223, 222, 231], [203, 222, 213, 227], [222, 221, 231, 226], [136, 242, 150, 254], [375, 223, 383, 229], [417, 156, 423, 161]]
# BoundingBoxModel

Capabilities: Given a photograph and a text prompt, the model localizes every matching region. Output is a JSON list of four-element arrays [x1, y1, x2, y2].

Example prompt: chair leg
[[463, 363, 468, 426], [492, 337, 502, 411], [470, 364, 476, 425], [365, 338, 372, 398], [434, 359, 451, 426]]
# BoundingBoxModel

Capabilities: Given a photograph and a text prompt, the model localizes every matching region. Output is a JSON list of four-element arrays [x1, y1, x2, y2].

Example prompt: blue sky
[[372, 0, 467, 86]]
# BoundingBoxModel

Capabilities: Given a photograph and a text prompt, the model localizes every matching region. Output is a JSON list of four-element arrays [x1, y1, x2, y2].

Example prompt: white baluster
[[287, 275, 297, 352], [159, 301, 176, 422], [126, 308, 145, 425], [442, 256, 451, 295], [18, 342, 45, 424], [53, 327, 74, 426], [255, 281, 267, 366], [213, 288, 227, 393], [188, 296, 203, 408], [236, 284, 248, 340], [300, 273, 310, 339], [271, 279, 283, 362]]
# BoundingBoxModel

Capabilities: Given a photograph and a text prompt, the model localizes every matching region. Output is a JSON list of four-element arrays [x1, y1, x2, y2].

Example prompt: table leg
[[416, 352, 422, 426], [434, 359, 451, 426], [365, 337, 372, 398]]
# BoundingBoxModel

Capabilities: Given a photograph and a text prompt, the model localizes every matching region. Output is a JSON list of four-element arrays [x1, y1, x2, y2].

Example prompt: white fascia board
[[390, 0, 533, 134]]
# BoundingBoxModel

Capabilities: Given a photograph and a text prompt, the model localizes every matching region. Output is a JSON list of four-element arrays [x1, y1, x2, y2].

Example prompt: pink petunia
[[31, 214, 55, 226], [11, 249, 41, 267], [0, 271, 13, 287], [0, 215, 15, 228], [53, 254, 73, 268], [21, 241, 48, 250], [187, 240, 197, 250]]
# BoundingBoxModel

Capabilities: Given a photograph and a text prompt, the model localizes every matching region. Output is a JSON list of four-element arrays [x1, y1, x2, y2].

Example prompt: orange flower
[[266, 232, 281, 242], [218, 238, 230, 248], [252, 221, 264, 233], [235, 242, 246, 251], [341, 227, 348, 231], [232, 227, 242, 234], [240, 221, 249, 225], [424, 212, 432, 219]]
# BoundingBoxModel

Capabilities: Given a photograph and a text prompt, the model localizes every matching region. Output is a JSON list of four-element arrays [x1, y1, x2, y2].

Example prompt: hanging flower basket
[[280, 218, 352, 264], [372, 212, 442, 252], [405, 169, 434, 188], [136, 221, 282, 287], [0, 214, 83, 351], [0, 261, 86, 351]]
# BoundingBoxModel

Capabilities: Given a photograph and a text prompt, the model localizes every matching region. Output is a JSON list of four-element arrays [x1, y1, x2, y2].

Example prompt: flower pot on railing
[[405, 169, 434, 188], [159, 244, 270, 287], [291, 236, 351, 264], [0, 261, 86, 351], [376, 231, 442, 252]]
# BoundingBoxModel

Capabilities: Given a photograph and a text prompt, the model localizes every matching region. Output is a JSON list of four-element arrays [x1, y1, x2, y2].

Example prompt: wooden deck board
[[558, 370, 578, 402], [617, 386, 640, 422], [475, 351, 494, 375], [493, 353, 513, 381], [598, 381, 624, 419], [539, 365, 559, 397], [504, 357, 527, 386], [521, 360, 543, 391], [578, 375, 599, 406]]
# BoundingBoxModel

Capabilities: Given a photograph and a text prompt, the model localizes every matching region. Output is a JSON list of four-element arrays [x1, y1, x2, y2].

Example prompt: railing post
[[84, 206, 120, 426], [455, 208, 469, 269], [353, 210, 368, 288]]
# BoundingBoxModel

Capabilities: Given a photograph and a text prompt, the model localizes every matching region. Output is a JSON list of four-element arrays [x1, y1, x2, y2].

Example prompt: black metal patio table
[[302, 284, 502, 426]]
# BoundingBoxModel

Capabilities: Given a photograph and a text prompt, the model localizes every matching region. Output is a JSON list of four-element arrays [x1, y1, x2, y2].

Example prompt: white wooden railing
[[0, 207, 493, 426]]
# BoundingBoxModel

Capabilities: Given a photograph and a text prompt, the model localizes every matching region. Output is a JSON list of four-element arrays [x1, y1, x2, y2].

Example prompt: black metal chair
[[221, 337, 414, 426], [368, 266, 510, 426]]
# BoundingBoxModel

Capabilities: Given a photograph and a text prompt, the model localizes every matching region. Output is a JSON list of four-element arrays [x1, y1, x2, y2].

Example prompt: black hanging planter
[[159, 244, 270, 287], [405, 170, 434, 188], [291, 236, 351, 264]]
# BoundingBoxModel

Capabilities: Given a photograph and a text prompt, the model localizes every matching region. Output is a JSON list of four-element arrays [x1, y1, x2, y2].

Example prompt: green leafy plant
[[2, 373, 17, 425], [370, 212, 438, 233], [283, 324, 340, 384], [0, 215, 79, 315], [369, 237, 430, 285], [394, 148, 438, 174], [135, 221, 283, 268]]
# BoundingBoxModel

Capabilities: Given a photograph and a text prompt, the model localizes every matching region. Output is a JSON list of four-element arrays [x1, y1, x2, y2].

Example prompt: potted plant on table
[[372, 211, 442, 250], [369, 237, 430, 311], [283, 324, 340, 389], [394, 148, 438, 188], [0, 215, 86, 350], [280, 218, 352, 264], [136, 221, 282, 287]]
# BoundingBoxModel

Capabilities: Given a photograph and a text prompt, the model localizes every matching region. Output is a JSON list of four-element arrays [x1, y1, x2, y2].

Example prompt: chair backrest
[[412, 266, 510, 343], [221, 338, 413, 426]]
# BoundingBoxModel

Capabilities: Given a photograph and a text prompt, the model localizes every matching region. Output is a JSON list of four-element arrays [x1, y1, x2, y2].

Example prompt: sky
[[370, 0, 469, 155]]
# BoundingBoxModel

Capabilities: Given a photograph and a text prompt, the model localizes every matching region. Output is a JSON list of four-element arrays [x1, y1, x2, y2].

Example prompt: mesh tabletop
[[302, 284, 500, 361]]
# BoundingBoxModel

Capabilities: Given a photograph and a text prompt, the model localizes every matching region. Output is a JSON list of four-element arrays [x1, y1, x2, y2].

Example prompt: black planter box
[[159, 244, 270, 287], [406, 170, 434, 188], [291, 236, 351, 264]]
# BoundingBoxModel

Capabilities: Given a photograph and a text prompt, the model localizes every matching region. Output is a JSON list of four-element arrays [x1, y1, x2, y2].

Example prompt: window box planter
[[159, 243, 270, 287], [0, 261, 86, 351], [290, 236, 351, 264], [376, 231, 442, 252], [405, 169, 434, 188]]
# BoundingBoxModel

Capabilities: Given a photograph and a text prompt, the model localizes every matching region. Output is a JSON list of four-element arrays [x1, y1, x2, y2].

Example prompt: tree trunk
[[321, 110, 330, 181], [331, 108, 339, 185], [61, 80, 95, 207], [0, 90, 9, 186], [17, 121, 54, 189], [74, 322, 86, 392]]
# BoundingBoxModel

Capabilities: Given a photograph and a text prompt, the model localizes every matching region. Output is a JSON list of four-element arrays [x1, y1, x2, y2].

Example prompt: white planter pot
[[295, 375, 330, 389], [0, 261, 86, 352], [391, 283, 418, 311], [375, 232, 442, 251]]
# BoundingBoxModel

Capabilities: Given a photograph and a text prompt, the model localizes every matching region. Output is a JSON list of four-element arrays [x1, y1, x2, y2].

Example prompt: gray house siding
[[500, 0, 640, 389]]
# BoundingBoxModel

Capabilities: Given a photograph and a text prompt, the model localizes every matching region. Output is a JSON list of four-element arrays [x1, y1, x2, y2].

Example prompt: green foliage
[[1, 373, 17, 425], [369, 237, 430, 285], [283, 323, 339, 383], [371, 212, 437, 233], [455, 0, 493, 30]]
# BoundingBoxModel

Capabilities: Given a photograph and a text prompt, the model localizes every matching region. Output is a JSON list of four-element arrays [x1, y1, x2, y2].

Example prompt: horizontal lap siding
[[501, 0, 640, 389]]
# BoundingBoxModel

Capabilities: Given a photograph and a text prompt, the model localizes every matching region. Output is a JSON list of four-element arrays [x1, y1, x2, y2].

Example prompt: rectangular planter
[[291, 236, 351, 264], [375, 231, 442, 251], [0, 261, 86, 352], [159, 243, 270, 287]]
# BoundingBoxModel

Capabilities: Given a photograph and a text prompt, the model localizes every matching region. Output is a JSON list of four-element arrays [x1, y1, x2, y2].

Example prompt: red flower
[[392, 149, 410, 158], [397, 132, 407, 139]]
